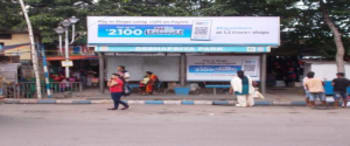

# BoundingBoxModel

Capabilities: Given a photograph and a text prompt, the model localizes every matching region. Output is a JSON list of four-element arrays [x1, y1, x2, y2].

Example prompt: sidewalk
[[3, 87, 348, 107]]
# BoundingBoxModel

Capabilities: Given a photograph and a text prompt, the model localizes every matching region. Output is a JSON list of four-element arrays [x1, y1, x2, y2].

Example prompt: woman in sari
[[145, 71, 158, 95]]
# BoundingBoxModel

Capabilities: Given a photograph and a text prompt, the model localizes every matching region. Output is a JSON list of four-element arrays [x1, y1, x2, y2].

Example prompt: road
[[0, 104, 349, 146]]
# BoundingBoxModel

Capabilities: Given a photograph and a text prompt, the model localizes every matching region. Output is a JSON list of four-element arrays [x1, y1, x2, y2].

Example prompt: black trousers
[[111, 92, 129, 109]]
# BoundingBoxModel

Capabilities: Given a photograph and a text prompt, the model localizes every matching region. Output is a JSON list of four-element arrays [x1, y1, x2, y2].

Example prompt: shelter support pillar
[[98, 52, 105, 93], [180, 53, 186, 86], [261, 54, 267, 95]]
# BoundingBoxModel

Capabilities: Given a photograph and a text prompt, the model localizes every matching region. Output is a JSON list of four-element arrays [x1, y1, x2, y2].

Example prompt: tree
[[20, 0, 95, 44], [0, 0, 22, 32], [319, 0, 349, 72]]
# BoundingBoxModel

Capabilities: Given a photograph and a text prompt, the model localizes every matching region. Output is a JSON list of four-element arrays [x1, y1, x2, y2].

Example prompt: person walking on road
[[332, 72, 349, 108], [107, 73, 129, 110], [230, 70, 255, 107], [304, 72, 326, 107]]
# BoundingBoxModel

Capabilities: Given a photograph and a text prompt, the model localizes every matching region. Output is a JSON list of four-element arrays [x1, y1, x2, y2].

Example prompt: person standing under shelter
[[332, 72, 350, 108], [304, 72, 326, 107], [117, 65, 130, 82], [117, 65, 131, 95], [145, 71, 159, 95], [230, 70, 255, 107], [303, 75, 312, 106]]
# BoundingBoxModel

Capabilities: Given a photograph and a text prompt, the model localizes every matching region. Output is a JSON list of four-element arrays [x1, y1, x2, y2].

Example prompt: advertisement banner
[[96, 46, 270, 53], [88, 16, 280, 47], [187, 56, 260, 81]]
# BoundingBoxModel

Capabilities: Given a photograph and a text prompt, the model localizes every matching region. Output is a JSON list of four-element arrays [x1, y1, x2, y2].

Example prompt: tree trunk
[[19, 0, 42, 99], [321, 0, 345, 73]]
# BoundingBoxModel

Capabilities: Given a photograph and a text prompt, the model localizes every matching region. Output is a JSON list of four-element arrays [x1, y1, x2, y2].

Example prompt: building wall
[[0, 33, 31, 61], [106, 56, 180, 82], [305, 62, 350, 81], [0, 33, 30, 45]]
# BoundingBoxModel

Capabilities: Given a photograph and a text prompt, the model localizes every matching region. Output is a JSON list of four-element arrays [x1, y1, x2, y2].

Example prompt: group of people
[[106, 66, 349, 109], [303, 72, 349, 108], [107, 65, 159, 110]]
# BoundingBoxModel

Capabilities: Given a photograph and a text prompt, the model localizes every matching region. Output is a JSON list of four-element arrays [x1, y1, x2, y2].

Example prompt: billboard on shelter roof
[[87, 16, 280, 47]]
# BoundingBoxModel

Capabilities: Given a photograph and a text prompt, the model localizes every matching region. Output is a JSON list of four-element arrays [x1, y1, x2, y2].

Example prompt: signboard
[[187, 56, 260, 81], [88, 16, 280, 47], [95, 46, 270, 53], [61, 60, 73, 67]]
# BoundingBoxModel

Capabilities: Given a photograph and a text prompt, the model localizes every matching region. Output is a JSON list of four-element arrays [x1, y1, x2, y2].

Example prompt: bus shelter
[[87, 16, 280, 94]]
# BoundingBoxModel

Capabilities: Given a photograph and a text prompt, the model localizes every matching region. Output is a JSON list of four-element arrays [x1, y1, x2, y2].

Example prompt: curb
[[3, 98, 349, 107]]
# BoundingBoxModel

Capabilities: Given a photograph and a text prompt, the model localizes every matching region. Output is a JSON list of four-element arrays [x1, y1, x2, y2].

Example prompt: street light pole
[[56, 17, 79, 79], [69, 16, 79, 44], [55, 26, 64, 56], [61, 19, 71, 78], [58, 34, 63, 55], [65, 27, 69, 78]]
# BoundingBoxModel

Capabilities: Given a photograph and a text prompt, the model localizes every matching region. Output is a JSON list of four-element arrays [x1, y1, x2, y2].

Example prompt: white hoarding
[[88, 16, 280, 47], [187, 56, 260, 81]]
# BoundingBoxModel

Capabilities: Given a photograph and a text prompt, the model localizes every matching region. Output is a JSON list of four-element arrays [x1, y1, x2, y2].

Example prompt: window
[[0, 34, 12, 39]]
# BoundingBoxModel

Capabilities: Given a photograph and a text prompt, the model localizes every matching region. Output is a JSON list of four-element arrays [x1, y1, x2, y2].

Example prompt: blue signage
[[189, 65, 242, 73], [98, 24, 192, 38]]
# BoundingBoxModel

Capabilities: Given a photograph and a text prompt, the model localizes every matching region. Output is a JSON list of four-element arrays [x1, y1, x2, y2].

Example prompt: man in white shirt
[[229, 70, 255, 107]]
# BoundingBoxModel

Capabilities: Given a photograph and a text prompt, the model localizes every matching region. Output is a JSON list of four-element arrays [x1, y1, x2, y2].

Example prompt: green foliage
[[0, 0, 23, 32], [0, 0, 348, 58]]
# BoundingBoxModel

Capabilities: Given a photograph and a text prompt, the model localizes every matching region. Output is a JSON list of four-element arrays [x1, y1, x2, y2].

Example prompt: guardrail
[[1, 82, 82, 98]]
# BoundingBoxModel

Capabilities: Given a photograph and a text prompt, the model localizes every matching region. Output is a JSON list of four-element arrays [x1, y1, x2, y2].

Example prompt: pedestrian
[[229, 70, 255, 107], [302, 75, 312, 106], [117, 65, 130, 82], [332, 72, 349, 108], [107, 73, 129, 110], [117, 65, 131, 96], [304, 72, 326, 107]]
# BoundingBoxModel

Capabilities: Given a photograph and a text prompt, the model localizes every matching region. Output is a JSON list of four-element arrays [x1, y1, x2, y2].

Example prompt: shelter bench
[[205, 84, 231, 95], [128, 84, 140, 89]]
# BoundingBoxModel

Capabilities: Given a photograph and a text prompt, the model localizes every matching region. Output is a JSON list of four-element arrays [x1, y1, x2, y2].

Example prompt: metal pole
[[261, 54, 267, 95], [65, 28, 70, 78], [180, 53, 186, 86], [18, 0, 42, 99], [70, 24, 75, 44], [98, 53, 105, 93], [40, 45, 52, 98], [58, 34, 63, 55]]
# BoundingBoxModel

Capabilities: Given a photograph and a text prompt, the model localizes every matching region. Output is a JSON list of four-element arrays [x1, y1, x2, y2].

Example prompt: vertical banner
[[186, 56, 260, 81]]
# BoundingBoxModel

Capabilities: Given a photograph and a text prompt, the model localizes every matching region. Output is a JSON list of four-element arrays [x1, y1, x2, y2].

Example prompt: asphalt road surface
[[1, 104, 349, 146]]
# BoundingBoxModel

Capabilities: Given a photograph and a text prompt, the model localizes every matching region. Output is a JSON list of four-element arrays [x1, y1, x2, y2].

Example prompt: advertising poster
[[187, 56, 260, 81], [88, 16, 280, 48]]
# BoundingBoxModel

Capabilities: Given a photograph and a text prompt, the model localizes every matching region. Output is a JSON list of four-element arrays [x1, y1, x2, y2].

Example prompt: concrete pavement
[[0, 104, 350, 146]]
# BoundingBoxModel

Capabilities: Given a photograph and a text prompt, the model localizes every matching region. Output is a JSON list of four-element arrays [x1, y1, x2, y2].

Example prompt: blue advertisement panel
[[189, 65, 242, 74], [88, 16, 280, 48], [98, 24, 192, 38], [187, 56, 260, 81]]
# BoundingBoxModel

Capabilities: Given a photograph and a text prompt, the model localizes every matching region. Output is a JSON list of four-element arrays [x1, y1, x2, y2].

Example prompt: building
[[0, 32, 31, 62]]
